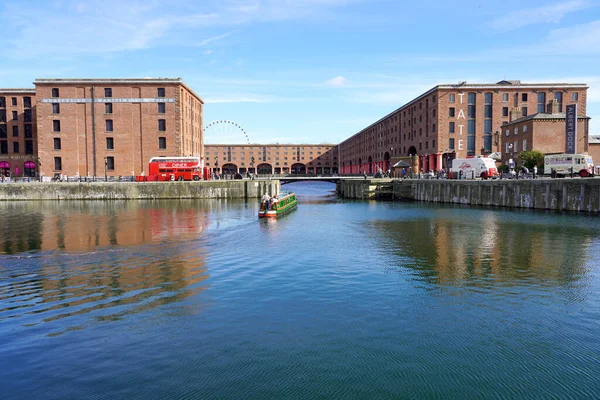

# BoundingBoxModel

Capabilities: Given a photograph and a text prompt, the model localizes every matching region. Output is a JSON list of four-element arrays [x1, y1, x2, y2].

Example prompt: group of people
[[261, 193, 279, 210]]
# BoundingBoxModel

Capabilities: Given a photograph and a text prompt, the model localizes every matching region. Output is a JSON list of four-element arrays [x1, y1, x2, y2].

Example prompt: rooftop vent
[[497, 80, 521, 85]]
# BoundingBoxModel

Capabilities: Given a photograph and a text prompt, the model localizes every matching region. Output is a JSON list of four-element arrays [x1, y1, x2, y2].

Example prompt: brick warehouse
[[0, 78, 203, 179], [338, 80, 589, 174], [500, 99, 591, 166], [35, 78, 203, 178], [0, 89, 37, 177], [204, 144, 338, 175]]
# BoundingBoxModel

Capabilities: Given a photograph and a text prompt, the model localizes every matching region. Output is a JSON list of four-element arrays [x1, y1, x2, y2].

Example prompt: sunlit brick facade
[[204, 144, 338, 174], [338, 80, 588, 173], [34, 78, 203, 178]]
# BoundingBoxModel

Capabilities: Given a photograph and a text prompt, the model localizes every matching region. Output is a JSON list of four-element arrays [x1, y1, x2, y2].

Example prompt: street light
[[104, 157, 107, 181]]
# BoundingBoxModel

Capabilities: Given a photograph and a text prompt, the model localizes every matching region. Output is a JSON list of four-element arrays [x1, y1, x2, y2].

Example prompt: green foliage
[[519, 150, 544, 169], [498, 164, 509, 172]]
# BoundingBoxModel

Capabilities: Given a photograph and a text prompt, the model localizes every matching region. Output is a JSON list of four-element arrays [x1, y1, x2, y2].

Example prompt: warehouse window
[[104, 88, 112, 97], [106, 119, 113, 132], [159, 137, 167, 149], [158, 119, 166, 131], [53, 138, 61, 150], [106, 137, 114, 150], [54, 157, 62, 170], [52, 88, 59, 98]]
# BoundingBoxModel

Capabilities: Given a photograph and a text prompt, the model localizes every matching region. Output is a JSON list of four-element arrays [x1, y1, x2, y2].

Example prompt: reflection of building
[[372, 212, 591, 285], [38, 201, 209, 252], [0, 89, 38, 178], [204, 144, 338, 174], [500, 100, 590, 165], [338, 80, 588, 174]]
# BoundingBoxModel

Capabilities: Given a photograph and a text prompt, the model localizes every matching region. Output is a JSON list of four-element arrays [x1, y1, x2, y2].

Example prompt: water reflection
[[373, 208, 595, 287], [0, 200, 216, 253], [0, 200, 212, 337]]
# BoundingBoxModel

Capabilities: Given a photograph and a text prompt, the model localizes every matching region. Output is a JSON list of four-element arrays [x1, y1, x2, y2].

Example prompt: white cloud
[[197, 32, 234, 47], [0, 0, 365, 59], [490, 0, 593, 32], [203, 49, 214, 55], [325, 76, 348, 87]]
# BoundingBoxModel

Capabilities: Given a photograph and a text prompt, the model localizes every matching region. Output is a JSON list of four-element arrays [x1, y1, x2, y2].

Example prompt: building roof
[[0, 88, 36, 94], [503, 112, 591, 126], [34, 78, 184, 84], [33, 78, 204, 103], [589, 135, 600, 144]]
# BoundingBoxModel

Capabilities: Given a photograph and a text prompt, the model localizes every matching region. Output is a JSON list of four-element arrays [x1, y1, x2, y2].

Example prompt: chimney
[[509, 107, 521, 122], [548, 99, 559, 114]]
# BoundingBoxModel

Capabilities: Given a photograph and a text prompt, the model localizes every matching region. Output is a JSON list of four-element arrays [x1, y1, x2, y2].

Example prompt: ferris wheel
[[204, 120, 250, 145]]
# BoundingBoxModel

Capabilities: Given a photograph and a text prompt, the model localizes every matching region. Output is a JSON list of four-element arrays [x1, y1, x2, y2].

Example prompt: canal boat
[[258, 192, 298, 218]]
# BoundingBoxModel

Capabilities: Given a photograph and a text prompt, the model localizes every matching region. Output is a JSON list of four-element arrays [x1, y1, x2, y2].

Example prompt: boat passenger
[[261, 194, 271, 210]]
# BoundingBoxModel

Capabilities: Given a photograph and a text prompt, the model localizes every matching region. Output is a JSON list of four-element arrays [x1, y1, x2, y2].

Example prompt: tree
[[519, 150, 544, 169]]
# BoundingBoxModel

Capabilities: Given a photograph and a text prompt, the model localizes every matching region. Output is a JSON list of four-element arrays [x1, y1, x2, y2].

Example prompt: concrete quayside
[[0, 180, 280, 201], [337, 177, 600, 213]]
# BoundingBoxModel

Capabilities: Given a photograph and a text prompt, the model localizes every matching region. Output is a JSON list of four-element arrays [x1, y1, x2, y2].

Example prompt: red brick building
[[0, 89, 37, 178], [500, 100, 591, 165], [34, 78, 203, 178], [204, 144, 338, 174], [338, 80, 588, 174]]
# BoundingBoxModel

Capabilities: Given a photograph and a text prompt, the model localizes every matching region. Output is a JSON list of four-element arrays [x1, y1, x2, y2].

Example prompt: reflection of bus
[[450, 157, 498, 179], [544, 154, 594, 177], [146, 157, 204, 181]]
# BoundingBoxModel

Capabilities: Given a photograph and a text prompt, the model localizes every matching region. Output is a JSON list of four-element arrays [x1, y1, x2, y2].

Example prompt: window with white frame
[[523, 139, 527, 151], [515, 127, 519, 135], [514, 141, 518, 153]]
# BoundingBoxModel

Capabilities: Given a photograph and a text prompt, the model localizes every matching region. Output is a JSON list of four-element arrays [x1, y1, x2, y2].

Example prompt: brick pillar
[[548, 99, 559, 114]]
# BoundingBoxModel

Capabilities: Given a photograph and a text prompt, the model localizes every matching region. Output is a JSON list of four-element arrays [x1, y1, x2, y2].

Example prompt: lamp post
[[104, 157, 107, 181]]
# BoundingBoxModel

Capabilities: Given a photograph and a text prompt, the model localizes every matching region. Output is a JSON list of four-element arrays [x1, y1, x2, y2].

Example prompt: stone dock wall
[[339, 178, 600, 213], [0, 180, 280, 201]]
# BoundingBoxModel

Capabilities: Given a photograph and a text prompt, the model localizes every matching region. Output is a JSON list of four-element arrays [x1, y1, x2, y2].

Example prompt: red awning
[[0, 161, 10, 169], [24, 161, 36, 168]]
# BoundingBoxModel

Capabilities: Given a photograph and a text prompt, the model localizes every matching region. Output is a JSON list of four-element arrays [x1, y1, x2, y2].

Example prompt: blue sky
[[1, 0, 600, 144]]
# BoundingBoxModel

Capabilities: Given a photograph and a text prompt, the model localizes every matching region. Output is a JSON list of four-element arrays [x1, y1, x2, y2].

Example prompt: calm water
[[1, 182, 600, 399]]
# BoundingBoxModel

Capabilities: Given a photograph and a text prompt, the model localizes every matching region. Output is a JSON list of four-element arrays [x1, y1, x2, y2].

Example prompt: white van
[[544, 154, 594, 177], [450, 157, 498, 179]]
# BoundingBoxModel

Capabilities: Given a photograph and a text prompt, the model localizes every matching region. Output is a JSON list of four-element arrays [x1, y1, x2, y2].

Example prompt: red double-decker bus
[[143, 157, 205, 181]]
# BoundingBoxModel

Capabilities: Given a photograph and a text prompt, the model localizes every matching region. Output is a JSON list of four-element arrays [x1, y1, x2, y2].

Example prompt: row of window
[[0, 110, 32, 122], [448, 91, 577, 103], [51, 137, 168, 151], [0, 97, 32, 108], [52, 156, 113, 171], [506, 140, 527, 154], [0, 124, 33, 138], [51, 119, 166, 133], [51, 102, 167, 115], [0, 140, 34, 154], [51, 88, 167, 98]]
